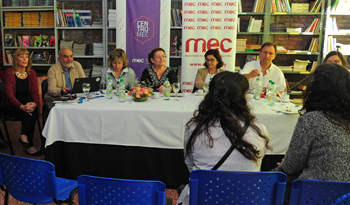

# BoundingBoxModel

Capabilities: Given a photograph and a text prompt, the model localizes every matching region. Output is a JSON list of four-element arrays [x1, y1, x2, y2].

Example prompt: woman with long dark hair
[[278, 63, 350, 204], [177, 72, 270, 205]]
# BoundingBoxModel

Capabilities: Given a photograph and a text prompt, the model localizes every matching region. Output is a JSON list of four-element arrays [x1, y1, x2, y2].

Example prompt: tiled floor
[[0, 118, 179, 204]]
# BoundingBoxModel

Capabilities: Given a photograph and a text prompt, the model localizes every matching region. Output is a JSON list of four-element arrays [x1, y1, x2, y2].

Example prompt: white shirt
[[239, 60, 286, 93]]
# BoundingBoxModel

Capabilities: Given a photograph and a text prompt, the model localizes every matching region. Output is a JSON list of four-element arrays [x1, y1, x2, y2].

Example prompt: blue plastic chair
[[0, 152, 78, 205], [189, 170, 287, 205], [289, 179, 350, 205], [78, 175, 170, 205]]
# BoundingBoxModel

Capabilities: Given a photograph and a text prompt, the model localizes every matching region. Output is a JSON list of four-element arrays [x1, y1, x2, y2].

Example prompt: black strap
[[211, 122, 250, 170]]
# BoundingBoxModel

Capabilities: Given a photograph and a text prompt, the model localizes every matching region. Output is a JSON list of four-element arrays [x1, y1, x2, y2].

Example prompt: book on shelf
[[4, 33, 14, 47], [250, 19, 263, 32], [171, 8, 182, 27], [337, 43, 350, 55], [238, 18, 240, 32], [5, 50, 13, 64], [326, 36, 337, 52], [311, 61, 317, 72], [238, 0, 243, 12], [291, 3, 309, 12], [307, 38, 319, 52], [270, 23, 286, 32], [279, 66, 293, 71], [332, 0, 350, 12], [252, 0, 266, 12], [108, 42, 116, 53], [271, 0, 291, 12], [246, 17, 253, 32], [57, 9, 91, 27], [309, 0, 322, 12], [304, 18, 319, 33]]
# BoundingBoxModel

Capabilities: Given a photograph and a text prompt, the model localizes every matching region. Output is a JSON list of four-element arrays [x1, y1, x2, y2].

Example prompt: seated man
[[44, 47, 86, 109], [239, 42, 286, 93]]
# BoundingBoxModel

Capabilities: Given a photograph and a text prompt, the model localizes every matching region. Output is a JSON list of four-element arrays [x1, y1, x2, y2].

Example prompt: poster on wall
[[181, 0, 238, 93], [116, 0, 170, 79]]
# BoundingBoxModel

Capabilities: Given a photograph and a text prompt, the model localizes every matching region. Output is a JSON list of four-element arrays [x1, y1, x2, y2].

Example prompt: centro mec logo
[[132, 58, 144, 63]]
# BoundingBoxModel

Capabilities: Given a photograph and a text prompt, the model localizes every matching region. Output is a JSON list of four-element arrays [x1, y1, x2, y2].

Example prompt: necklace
[[16, 71, 27, 77]]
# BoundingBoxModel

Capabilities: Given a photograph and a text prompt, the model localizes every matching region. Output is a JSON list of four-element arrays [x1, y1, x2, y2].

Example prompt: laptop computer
[[71, 77, 101, 95]]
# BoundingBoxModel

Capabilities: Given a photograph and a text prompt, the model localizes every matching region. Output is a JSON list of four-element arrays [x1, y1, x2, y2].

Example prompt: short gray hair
[[59, 47, 73, 57]]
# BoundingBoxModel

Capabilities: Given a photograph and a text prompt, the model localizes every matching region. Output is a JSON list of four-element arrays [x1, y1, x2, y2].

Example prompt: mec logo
[[185, 38, 233, 53]]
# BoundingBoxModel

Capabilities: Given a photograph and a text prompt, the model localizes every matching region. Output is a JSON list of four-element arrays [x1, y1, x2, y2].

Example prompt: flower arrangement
[[127, 85, 154, 100]]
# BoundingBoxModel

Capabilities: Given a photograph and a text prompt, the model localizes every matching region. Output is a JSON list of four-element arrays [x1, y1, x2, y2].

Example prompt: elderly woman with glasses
[[140, 47, 177, 93], [194, 49, 227, 91]]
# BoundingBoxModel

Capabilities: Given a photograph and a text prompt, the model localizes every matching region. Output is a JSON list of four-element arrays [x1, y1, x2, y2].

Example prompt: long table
[[43, 94, 299, 188]]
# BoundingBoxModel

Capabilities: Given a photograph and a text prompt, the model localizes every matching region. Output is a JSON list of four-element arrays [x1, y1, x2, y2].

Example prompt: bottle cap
[[272, 82, 275, 84], [108, 77, 112, 80], [120, 79, 124, 82], [166, 78, 169, 81], [119, 76, 122, 79], [269, 80, 272, 83]]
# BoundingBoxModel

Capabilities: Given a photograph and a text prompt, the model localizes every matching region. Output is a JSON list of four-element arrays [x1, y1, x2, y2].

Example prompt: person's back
[[178, 72, 270, 205], [280, 111, 350, 182], [185, 120, 268, 173]]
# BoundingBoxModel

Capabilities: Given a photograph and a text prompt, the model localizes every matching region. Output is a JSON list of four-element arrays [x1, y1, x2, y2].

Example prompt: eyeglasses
[[205, 58, 216, 62], [154, 55, 167, 60], [112, 61, 123, 65]]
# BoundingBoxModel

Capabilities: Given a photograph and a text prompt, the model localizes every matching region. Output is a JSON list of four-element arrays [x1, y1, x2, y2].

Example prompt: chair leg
[[4, 190, 9, 205], [2, 120, 14, 155]]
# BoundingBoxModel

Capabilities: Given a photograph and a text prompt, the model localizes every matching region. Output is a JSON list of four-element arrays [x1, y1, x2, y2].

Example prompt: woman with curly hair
[[177, 72, 270, 205], [277, 63, 350, 204]]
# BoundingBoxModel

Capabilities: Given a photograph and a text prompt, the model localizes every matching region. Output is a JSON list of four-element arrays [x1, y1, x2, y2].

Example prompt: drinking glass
[[203, 82, 208, 95], [280, 88, 288, 105], [82, 83, 91, 102], [172, 83, 181, 101]]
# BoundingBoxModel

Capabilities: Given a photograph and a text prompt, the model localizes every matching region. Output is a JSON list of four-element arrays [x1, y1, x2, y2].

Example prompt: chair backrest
[[78, 175, 166, 205], [41, 79, 48, 100], [189, 170, 287, 205], [289, 179, 350, 205], [0, 152, 60, 204]]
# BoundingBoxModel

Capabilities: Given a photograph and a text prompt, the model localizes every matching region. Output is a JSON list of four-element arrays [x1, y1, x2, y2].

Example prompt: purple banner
[[126, 0, 160, 79]]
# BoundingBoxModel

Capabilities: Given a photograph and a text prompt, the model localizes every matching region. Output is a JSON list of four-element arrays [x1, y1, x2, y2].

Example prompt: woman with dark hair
[[178, 72, 269, 205], [194, 49, 227, 90], [323, 51, 348, 69], [277, 63, 350, 204], [140, 47, 176, 93], [100, 48, 137, 90], [1, 48, 41, 156]]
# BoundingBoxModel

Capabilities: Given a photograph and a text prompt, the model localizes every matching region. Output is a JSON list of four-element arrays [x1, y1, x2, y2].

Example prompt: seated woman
[[177, 72, 270, 205], [140, 47, 176, 93], [277, 63, 350, 203], [100, 48, 137, 90], [194, 49, 227, 91], [1, 48, 41, 156], [323, 51, 348, 69]]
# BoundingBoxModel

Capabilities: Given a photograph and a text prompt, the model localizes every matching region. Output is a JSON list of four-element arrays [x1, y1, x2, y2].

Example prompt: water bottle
[[253, 78, 261, 100], [207, 77, 212, 94], [268, 82, 276, 106], [116, 76, 122, 97], [106, 77, 113, 99], [119, 79, 126, 103], [265, 80, 272, 100], [163, 78, 170, 101]]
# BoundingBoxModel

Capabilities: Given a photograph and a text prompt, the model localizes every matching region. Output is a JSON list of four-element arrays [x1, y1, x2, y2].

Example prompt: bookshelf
[[323, 0, 350, 61], [0, 2, 56, 71], [54, 0, 106, 77]]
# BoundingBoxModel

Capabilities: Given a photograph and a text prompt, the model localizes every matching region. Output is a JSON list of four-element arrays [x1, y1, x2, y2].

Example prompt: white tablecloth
[[42, 94, 299, 154]]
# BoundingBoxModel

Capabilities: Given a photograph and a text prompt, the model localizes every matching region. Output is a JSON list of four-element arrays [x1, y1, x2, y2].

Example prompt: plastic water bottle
[[253, 78, 261, 100], [106, 77, 113, 99], [265, 80, 272, 100], [163, 78, 170, 101], [119, 79, 126, 103], [116, 76, 122, 97], [268, 82, 276, 106]]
